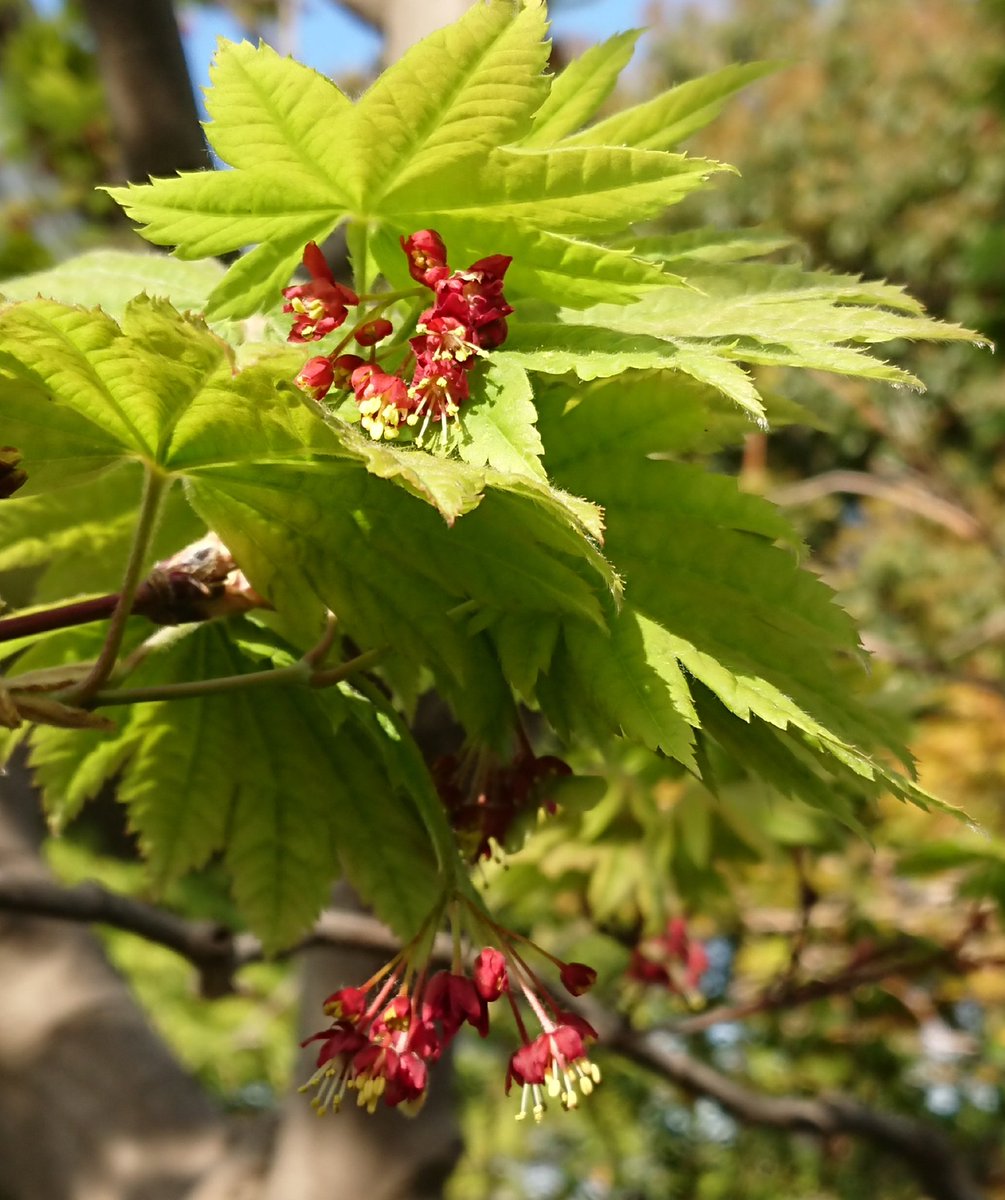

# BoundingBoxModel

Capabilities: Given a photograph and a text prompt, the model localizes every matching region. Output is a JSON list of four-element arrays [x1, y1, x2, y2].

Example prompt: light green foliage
[[0, 0, 980, 948]]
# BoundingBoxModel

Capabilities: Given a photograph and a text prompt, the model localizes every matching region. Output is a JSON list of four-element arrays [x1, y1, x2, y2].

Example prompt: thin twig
[[65, 468, 169, 704]]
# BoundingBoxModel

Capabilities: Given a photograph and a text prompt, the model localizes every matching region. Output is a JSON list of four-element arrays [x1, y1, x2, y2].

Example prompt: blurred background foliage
[[2, 0, 1005, 1197]]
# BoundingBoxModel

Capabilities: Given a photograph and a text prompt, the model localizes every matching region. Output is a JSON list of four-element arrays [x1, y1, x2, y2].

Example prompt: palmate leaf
[[183, 463, 611, 736], [533, 382, 939, 811], [0, 297, 235, 475], [0, 466, 202, 601], [107, 1, 719, 318], [17, 622, 450, 949], [456, 358, 545, 479], [338, 0, 550, 203]]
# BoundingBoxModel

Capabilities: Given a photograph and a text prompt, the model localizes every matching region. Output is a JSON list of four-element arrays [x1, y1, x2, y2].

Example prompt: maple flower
[[506, 1023, 602, 1121], [351, 364, 415, 440], [301, 916, 602, 1123], [401, 229, 450, 287], [295, 355, 335, 401], [283, 241, 359, 343], [423, 970, 488, 1038], [407, 358, 470, 442], [628, 916, 710, 994], [559, 962, 597, 997], [354, 317, 394, 347], [331, 353, 367, 389], [473, 947, 509, 1002]]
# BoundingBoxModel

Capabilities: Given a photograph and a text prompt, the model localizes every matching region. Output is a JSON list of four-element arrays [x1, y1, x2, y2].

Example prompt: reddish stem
[[0, 593, 120, 646]]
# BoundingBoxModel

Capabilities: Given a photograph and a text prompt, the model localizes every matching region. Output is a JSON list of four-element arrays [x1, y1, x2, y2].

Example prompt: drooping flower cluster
[[627, 916, 709, 996], [434, 745, 571, 864], [301, 908, 600, 1123], [287, 231, 512, 444]]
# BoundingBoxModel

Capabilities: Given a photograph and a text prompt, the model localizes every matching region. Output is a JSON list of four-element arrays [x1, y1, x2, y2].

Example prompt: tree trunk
[[78, 0, 209, 181]]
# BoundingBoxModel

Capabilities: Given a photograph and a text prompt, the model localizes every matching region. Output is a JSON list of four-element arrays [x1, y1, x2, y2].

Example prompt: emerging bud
[[354, 318, 394, 347], [559, 962, 597, 997], [295, 355, 336, 400]]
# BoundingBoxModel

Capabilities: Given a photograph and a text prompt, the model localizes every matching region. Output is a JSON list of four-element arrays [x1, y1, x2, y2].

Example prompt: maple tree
[[0, 0, 989, 1164]]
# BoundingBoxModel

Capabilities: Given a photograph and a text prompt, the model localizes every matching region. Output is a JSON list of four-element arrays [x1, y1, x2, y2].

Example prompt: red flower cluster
[[301, 923, 600, 1122], [627, 916, 709, 995], [288, 231, 512, 444], [434, 745, 571, 863]]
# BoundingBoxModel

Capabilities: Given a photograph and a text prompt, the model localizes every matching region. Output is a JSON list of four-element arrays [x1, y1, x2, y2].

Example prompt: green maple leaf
[[105, 0, 719, 318]]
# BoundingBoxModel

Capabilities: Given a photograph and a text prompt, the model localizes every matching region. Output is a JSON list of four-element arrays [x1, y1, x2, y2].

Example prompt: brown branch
[[607, 1022, 984, 1200], [770, 470, 984, 539], [0, 872, 449, 997]]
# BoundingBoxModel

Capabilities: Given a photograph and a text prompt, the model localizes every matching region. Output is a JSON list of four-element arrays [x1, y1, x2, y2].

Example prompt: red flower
[[383, 1049, 429, 1109], [506, 1024, 601, 1121], [295, 355, 335, 400], [351, 365, 414, 440], [283, 242, 359, 343], [559, 961, 597, 997], [408, 358, 470, 441], [473, 947, 509, 1002], [401, 229, 450, 288], [628, 917, 709, 994], [354, 317, 394, 347], [423, 971, 488, 1038], [331, 353, 367, 389], [322, 986, 368, 1021]]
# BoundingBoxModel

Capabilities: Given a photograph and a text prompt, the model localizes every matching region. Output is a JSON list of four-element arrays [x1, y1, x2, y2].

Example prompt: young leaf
[[561, 61, 780, 150], [341, 0, 550, 204], [520, 29, 641, 147], [456, 358, 545, 479], [557, 608, 698, 770], [204, 39, 353, 189], [0, 249, 224, 317]]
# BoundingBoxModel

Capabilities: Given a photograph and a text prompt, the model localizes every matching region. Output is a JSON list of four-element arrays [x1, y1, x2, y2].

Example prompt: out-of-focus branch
[[608, 1022, 984, 1200], [770, 469, 984, 539], [79, 0, 209, 181], [0, 874, 450, 996]]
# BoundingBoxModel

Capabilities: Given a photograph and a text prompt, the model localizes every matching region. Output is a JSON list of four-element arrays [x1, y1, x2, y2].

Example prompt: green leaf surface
[[383, 144, 723, 237], [0, 466, 202, 600], [183, 464, 610, 737], [521, 29, 641, 147], [0, 250, 224, 316], [559, 608, 698, 768], [562, 61, 779, 150], [0, 297, 236, 472], [343, 0, 549, 204], [623, 227, 795, 267], [106, 168, 342, 261], [204, 39, 352, 190], [456, 358, 545, 479]]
